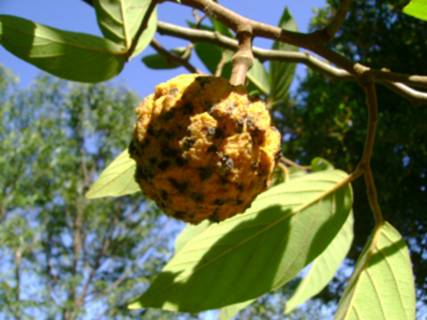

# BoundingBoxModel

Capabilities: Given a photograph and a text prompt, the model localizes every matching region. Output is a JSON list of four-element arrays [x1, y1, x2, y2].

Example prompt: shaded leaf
[[86, 149, 140, 199], [285, 211, 354, 313], [269, 8, 298, 105], [247, 58, 270, 95], [94, 0, 157, 57], [129, 170, 353, 312], [0, 15, 125, 82], [403, 0, 427, 21], [194, 42, 224, 74], [335, 222, 415, 320], [142, 47, 189, 69], [311, 157, 335, 172]]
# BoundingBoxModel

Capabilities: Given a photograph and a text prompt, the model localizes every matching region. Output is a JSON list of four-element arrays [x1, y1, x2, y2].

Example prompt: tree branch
[[230, 31, 253, 85], [156, 21, 427, 104], [150, 38, 201, 73]]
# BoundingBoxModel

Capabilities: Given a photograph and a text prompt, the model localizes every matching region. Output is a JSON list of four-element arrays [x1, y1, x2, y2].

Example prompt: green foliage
[[335, 222, 415, 320], [94, 0, 157, 57], [129, 170, 353, 312], [285, 211, 354, 314], [269, 8, 298, 106], [143, 47, 190, 69], [0, 15, 126, 82], [86, 149, 140, 199], [403, 0, 427, 21]]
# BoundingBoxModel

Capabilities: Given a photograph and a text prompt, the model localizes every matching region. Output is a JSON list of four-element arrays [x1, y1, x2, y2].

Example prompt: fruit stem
[[230, 31, 254, 86]]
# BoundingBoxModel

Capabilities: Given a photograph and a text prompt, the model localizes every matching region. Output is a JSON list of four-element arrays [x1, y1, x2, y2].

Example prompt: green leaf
[[210, 18, 233, 37], [86, 149, 140, 199], [219, 300, 255, 320], [128, 170, 353, 312], [269, 8, 298, 105], [285, 211, 354, 314], [335, 222, 415, 320], [94, 0, 157, 57], [174, 220, 212, 254], [403, 0, 427, 21], [311, 157, 335, 172], [142, 47, 189, 69], [0, 15, 125, 82], [247, 58, 270, 95], [194, 42, 224, 74]]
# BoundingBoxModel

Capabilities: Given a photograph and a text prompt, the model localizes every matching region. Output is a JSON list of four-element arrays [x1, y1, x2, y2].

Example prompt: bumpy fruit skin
[[129, 74, 281, 224]]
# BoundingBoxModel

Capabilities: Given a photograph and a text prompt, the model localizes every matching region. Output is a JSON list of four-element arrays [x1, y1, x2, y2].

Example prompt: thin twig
[[150, 38, 201, 73], [359, 82, 384, 225], [156, 21, 427, 104]]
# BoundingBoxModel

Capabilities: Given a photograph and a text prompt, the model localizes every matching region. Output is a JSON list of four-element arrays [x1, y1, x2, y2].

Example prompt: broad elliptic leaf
[[86, 149, 140, 199], [194, 42, 224, 74], [94, 0, 157, 57], [142, 47, 190, 70], [285, 211, 354, 314], [311, 157, 335, 172], [269, 8, 298, 105], [129, 170, 353, 312], [0, 15, 125, 83], [403, 0, 427, 21], [247, 58, 270, 95], [335, 222, 415, 320], [174, 220, 212, 254]]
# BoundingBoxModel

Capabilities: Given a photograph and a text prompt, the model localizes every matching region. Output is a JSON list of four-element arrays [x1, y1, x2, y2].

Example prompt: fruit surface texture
[[129, 74, 281, 224]]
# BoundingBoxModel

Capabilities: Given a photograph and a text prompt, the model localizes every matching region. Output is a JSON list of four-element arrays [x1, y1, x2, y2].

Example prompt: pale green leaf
[[129, 170, 353, 312], [0, 15, 125, 82], [174, 220, 212, 254], [269, 8, 298, 105], [94, 0, 157, 57], [285, 211, 354, 313], [219, 299, 255, 320], [335, 222, 415, 320], [86, 149, 140, 199], [247, 58, 270, 95], [403, 0, 427, 21]]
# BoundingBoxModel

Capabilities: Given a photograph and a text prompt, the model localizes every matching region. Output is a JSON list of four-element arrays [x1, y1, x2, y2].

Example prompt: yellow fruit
[[129, 74, 281, 224]]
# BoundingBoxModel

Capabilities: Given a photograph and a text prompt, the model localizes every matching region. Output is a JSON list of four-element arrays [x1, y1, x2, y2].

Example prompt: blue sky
[[0, 0, 325, 98]]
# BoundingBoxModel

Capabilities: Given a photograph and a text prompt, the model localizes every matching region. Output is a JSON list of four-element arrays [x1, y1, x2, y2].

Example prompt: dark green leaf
[[403, 0, 427, 21], [247, 58, 270, 95], [0, 15, 125, 82], [269, 8, 298, 105], [94, 0, 157, 57], [142, 48, 189, 69], [335, 222, 415, 320], [194, 42, 223, 74], [129, 170, 353, 312]]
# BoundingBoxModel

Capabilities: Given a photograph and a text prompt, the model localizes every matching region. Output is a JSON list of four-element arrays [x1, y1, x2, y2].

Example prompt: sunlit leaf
[[335, 222, 415, 320], [174, 220, 212, 254], [285, 211, 354, 313], [403, 0, 427, 21], [129, 170, 353, 312], [0, 15, 125, 82], [219, 299, 255, 320], [86, 149, 140, 199], [94, 0, 157, 57], [269, 8, 298, 105], [311, 157, 335, 172]]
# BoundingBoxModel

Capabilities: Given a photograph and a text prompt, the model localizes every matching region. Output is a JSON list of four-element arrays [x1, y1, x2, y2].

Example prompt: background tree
[[0, 65, 185, 319]]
